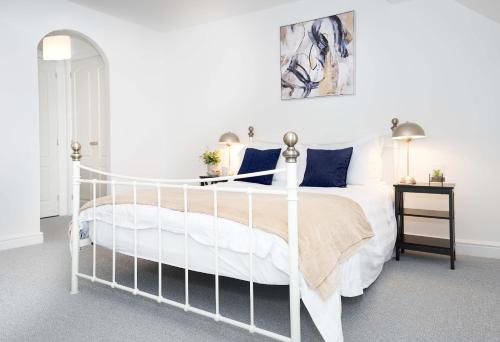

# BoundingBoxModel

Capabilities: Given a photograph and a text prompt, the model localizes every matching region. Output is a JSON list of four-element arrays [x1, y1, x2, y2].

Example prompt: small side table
[[394, 183, 456, 269], [199, 175, 228, 186]]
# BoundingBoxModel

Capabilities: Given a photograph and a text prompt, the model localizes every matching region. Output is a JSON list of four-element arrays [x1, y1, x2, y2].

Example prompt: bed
[[70, 128, 396, 342]]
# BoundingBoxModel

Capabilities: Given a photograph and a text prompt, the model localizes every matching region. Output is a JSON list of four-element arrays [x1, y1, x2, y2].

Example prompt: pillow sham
[[302, 135, 383, 185], [300, 147, 353, 188], [236, 148, 281, 185]]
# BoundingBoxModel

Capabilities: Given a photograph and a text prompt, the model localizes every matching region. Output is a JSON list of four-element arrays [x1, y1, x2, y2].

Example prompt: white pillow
[[304, 135, 383, 185]]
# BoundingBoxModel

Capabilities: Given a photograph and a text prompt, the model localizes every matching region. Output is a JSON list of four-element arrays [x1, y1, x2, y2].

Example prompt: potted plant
[[200, 149, 221, 176], [431, 169, 445, 182]]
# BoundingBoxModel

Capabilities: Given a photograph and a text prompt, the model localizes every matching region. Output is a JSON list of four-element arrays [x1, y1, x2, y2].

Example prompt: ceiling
[[68, 0, 301, 32], [68, 0, 500, 33], [455, 0, 500, 24], [388, 0, 500, 24]]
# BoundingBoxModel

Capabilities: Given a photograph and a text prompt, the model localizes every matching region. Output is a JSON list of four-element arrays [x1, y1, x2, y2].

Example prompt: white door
[[71, 55, 109, 204], [39, 61, 59, 218]]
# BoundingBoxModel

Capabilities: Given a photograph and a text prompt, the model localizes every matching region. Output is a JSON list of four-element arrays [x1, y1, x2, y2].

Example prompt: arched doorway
[[38, 30, 109, 217]]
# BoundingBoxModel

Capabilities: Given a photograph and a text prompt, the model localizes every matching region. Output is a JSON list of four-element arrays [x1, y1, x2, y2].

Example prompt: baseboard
[[456, 239, 500, 259], [0, 232, 44, 251]]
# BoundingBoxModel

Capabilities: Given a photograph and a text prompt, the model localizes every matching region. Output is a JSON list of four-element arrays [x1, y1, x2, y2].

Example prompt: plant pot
[[207, 164, 220, 176], [431, 176, 445, 182]]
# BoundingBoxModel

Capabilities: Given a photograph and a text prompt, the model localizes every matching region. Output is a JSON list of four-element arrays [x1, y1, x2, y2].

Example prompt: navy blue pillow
[[300, 147, 353, 188], [237, 148, 281, 185]]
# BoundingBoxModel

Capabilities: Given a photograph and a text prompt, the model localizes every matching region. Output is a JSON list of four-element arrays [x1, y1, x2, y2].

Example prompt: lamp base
[[400, 176, 416, 184]]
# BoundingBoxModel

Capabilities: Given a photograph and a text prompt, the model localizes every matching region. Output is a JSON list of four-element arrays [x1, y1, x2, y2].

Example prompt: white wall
[[2, 0, 500, 257], [160, 0, 500, 256], [0, 0, 166, 249]]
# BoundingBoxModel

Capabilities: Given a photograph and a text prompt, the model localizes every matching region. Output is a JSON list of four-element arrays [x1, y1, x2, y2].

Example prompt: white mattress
[[78, 181, 396, 342]]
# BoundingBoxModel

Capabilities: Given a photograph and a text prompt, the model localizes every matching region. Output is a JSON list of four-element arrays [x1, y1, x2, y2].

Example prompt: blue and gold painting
[[280, 11, 355, 99]]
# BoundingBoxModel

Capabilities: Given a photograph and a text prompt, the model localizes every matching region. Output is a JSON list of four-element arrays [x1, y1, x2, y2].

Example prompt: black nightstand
[[394, 183, 456, 269], [199, 175, 228, 186]]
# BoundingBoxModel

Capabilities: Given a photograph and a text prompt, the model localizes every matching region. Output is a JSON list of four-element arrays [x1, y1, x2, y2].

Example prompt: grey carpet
[[0, 217, 499, 342]]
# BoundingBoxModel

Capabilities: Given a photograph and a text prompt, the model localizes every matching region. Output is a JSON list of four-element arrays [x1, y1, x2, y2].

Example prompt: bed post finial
[[248, 126, 254, 139], [71, 141, 82, 161], [391, 118, 399, 131], [283, 131, 299, 163], [283, 131, 301, 342], [70, 140, 81, 294]]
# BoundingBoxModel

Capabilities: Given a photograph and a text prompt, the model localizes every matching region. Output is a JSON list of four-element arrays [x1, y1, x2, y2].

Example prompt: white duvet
[[78, 181, 396, 342]]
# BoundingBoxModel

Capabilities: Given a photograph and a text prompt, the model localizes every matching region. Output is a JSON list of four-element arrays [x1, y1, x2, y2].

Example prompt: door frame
[[55, 60, 72, 216], [39, 60, 60, 218], [39, 59, 72, 217]]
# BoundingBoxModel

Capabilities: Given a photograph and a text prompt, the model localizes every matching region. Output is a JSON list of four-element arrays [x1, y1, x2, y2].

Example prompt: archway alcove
[[38, 30, 110, 217]]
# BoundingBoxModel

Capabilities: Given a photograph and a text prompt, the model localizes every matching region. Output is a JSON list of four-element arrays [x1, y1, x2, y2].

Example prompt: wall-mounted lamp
[[219, 132, 240, 176], [43, 35, 72, 61], [391, 118, 426, 184]]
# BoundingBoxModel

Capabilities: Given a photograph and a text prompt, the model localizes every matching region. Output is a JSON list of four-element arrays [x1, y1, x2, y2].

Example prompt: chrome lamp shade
[[392, 121, 426, 184], [392, 122, 426, 141], [219, 132, 240, 145]]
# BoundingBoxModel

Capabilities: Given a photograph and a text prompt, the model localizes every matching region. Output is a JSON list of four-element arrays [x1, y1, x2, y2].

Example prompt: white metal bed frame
[[70, 130, 302, 342]]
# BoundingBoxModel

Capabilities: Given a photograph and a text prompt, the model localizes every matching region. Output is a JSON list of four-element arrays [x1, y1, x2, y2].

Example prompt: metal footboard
[[70, 131, 301, 342]]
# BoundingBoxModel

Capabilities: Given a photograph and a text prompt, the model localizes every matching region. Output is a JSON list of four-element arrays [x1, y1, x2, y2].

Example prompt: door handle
[[89, 141, 99, 146]]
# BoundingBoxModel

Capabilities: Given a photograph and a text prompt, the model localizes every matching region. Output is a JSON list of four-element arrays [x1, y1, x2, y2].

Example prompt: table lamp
[[392, 120, 426, 184], [219, 132, 240, 175]]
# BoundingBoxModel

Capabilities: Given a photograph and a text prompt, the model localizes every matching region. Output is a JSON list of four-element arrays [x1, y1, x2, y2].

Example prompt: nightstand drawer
[[395, 184, 454, 195]]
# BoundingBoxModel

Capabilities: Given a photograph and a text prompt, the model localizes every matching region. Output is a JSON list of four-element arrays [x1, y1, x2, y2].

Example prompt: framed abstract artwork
[[280, 11, 355, 100]]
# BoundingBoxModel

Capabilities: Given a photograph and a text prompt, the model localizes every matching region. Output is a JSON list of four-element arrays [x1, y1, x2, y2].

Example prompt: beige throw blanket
[[81, 188, 374, 299]]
